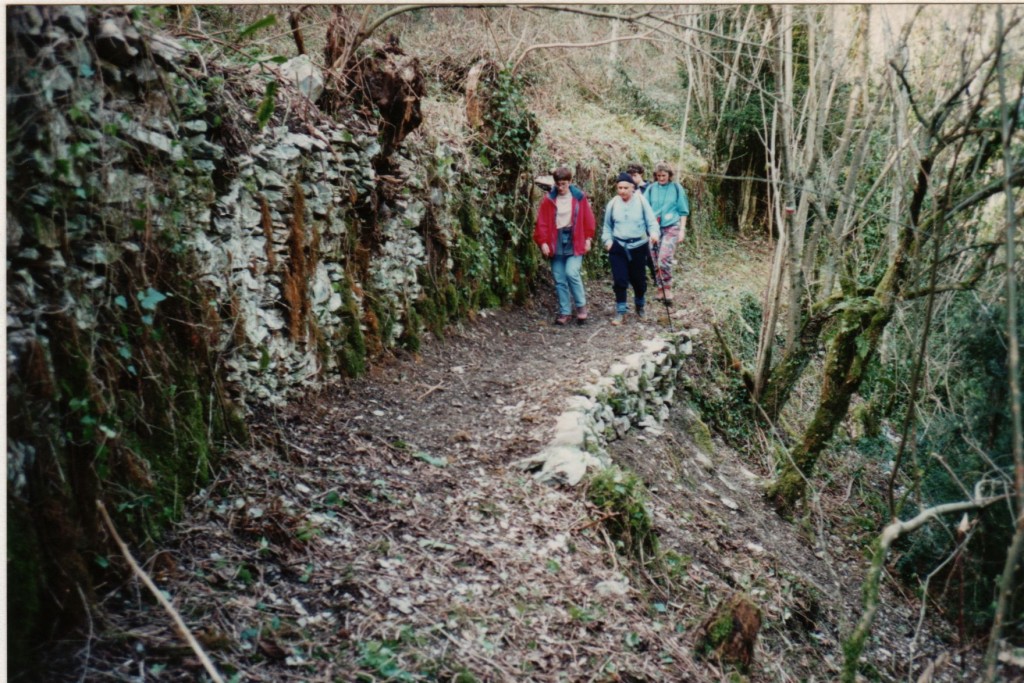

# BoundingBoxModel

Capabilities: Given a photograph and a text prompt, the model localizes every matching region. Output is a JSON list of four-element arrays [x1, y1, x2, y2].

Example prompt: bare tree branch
[[844, 485, 1009, 682], [510, 30, 661, 74]]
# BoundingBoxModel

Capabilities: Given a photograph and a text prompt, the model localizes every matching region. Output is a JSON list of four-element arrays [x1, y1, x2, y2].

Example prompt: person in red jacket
[[533, 166, 596, 325]]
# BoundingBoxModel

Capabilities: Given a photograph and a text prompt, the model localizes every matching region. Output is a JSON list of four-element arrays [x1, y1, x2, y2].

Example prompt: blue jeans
[[551, 254, 586, 315]]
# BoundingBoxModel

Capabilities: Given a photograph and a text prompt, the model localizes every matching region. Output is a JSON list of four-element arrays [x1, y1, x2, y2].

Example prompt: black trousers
[[608, 241, 649, 307]]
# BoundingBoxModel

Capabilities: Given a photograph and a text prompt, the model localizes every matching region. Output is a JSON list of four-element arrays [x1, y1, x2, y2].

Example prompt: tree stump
[[694, 593, 762, 672], [465, 59, 497, 130]]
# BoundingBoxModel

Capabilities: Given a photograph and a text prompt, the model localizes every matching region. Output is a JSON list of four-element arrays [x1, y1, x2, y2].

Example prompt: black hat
[[616, 172, 637, 187]]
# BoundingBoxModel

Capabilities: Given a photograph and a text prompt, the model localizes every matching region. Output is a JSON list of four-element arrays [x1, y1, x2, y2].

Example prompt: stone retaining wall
[[516, 331, 696, 485]]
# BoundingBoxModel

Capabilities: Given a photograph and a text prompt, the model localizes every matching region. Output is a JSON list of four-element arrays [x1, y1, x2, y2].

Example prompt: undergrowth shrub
[[586, 467, 659, 566], [721, 292, 763, 363], [858, 293, 1021, 636], [678, 294, 760, 450]]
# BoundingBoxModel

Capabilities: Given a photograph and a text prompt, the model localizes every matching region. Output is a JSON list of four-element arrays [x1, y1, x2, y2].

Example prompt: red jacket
[[533, 185, 596, 257]]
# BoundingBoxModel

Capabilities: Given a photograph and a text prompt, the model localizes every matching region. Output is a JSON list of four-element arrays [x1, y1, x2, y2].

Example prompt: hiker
[[644, 161, 689, 303], [626, 162, 648, 194], [601, 171, 659, 326], [627, 162, 659, 283], [533, 166, 596, 325]]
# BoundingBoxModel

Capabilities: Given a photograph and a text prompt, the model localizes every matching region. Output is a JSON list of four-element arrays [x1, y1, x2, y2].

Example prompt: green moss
[[680, 359, 754, 448], [443, 283, 460, 313], [708, 612, 734, 645], [399, 306, 422, 352], [415, 269, 452, 339], [477, 286, 501, 310], [457, 197, 481, 236], [607, 395, 627, 416], [336, 274, 366, 376], [765, 468, 806, 517], [416, 297, 445, 338], [851, 402, 881, 438], [681, 405, 715, 455]]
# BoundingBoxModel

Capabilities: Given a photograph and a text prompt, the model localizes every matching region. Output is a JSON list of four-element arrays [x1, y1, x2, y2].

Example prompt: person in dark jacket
[[626, 162, 648, 194], [533, 166, 597, 325], [628, 162, 658, 283]]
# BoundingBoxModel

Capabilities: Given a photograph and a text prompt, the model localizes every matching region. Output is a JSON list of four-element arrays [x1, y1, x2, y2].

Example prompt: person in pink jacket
[[533, 166, 597, 325]]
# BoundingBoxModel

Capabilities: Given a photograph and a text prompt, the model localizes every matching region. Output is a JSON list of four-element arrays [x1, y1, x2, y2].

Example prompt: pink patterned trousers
[[656, 224, 682, 289]]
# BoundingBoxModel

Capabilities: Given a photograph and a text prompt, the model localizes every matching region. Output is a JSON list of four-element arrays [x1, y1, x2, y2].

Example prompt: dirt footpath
[[52, 255, 980, 682]]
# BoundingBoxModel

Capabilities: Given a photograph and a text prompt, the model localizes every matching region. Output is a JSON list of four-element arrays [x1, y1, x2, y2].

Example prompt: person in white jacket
[[601, 172, 659, 325]]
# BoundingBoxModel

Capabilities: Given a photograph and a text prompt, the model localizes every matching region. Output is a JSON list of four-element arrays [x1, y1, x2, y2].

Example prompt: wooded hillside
[[6, 5, 1023, 681]]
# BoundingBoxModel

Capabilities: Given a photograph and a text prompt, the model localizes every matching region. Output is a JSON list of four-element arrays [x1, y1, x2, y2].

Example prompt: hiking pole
[[651, 240, 674, 332]]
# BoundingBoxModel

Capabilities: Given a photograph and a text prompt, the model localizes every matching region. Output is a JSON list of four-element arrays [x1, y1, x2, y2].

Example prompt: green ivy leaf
[[138, 287, 168, 311], [414, 451, 448, 468], [114, 295, 128, 309], [256, 80, 277, 129], [855, 334, 871, 360], [238, 14, 277, 40]]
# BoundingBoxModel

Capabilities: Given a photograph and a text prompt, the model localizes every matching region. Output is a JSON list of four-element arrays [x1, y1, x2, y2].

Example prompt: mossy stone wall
[[5, 6, 540, 669]]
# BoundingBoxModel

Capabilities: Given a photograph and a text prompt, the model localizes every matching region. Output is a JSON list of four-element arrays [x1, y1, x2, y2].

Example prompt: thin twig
[[571, 509, 619, 532], [75, 584, 93, 683], [97, 500, 226, 683], [417, 382, 445, 400], [283, 439, 315, 457]]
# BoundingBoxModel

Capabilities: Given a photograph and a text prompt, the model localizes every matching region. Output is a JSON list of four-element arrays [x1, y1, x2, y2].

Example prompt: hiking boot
[[554, 314, 570, 326], [611, 312, 625, 326], [575, 305, 589, 325], [636, 307, 646, 319]]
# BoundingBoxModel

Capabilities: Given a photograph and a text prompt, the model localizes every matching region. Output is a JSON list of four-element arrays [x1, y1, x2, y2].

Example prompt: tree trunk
[[768, 152, 934, 512], [767, 297, 887, 511], [606, 18, 618, 82]]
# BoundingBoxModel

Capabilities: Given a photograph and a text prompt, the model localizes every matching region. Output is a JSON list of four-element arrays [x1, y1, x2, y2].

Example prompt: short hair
[[626, 163, 644, 175], [653, 161, 675, 179], [553, 166, 573, 182]]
